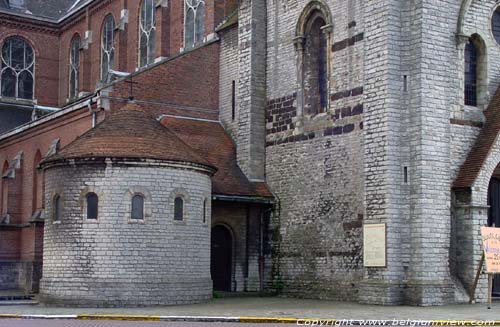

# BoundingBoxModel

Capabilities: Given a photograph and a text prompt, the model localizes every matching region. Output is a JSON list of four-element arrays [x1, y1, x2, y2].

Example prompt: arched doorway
[[488, 170, 500, 296], [211, 225, 232, 292]]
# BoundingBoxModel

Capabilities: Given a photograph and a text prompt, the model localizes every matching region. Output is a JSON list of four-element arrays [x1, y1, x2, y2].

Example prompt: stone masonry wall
[[40, 161, 212, 307], [265, 0, 364, 301], [219, 25, 240, 141]]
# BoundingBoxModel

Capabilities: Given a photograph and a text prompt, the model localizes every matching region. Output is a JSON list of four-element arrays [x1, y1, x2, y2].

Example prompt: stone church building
[[1, 0, 500, 306]]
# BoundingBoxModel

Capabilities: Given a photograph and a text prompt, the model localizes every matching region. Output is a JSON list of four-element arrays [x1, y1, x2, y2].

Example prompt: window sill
[[128, 219, 145, 224], [52, 220, 61, 225]]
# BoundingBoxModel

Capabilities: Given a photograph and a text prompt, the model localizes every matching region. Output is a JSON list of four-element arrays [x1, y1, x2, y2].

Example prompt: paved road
[[0, 320, 277, 327]]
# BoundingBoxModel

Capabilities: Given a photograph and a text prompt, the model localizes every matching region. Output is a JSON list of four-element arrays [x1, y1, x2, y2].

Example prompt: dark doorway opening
[[211, 225, 232, 292], [487, 178, 500, 296]]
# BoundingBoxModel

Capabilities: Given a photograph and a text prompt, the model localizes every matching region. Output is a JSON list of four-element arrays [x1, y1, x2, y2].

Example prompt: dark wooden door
[[488, 178, 500, 296], [211, 225, 232, 292]]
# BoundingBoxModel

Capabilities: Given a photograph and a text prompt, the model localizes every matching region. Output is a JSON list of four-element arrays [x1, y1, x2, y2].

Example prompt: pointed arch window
[[184, 0, 205, 49], [69, 35, 81, 99], [1, 37, 34, 100], [303, 15, 328, 115], [101, 15, 116, 82], [139, 0, 156, 67]]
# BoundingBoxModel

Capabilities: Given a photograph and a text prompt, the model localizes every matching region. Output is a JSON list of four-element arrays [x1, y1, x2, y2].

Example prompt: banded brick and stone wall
[[264, 0, 365, 301], [40, 160, 212, 307]]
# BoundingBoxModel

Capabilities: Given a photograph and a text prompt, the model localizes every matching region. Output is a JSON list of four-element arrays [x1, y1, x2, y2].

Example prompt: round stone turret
[[39, 103, 216, 307]]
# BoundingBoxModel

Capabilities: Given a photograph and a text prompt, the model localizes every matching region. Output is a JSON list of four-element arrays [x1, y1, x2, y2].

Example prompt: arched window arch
[[86, 192, 98, 219], [184, 0, 205, 49], [101, 15, 116, 82], [53, 194, 61, 221], [131, 194, 144, 220], [69, 34, 81, 99], [139, 0, 156, 67], [295, 2, 332, 117], [1, 37, 34, 100], [174, 196, 184, 221], [464, 34, 487, 107]]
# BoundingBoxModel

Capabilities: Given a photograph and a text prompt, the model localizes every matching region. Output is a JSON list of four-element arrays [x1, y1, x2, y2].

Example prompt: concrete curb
[[1, 314, 500, 325]]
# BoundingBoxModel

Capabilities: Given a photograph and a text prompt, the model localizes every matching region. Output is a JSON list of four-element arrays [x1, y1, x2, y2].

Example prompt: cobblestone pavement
[[0, 320, 274, 327]]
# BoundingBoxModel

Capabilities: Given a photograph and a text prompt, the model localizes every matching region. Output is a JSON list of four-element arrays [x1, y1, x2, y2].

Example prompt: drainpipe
[[244, 204, 250, 292]]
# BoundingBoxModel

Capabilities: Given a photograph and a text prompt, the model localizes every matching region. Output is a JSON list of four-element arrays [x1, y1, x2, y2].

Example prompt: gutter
[[212, 194, 275, 205]]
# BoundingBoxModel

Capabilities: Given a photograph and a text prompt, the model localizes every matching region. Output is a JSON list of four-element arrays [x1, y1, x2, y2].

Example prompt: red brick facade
[[0, 0, 232, 292]]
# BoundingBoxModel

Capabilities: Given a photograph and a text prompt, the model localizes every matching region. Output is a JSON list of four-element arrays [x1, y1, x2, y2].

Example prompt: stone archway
[[211, 224, 233, 292]]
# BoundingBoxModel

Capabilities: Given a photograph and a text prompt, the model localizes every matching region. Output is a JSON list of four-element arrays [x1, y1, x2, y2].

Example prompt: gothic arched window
[[184, 0, 205, 49], [139, 0, 156, 67], [101, 15, 115, 82], [303, 15, 328, 115], [464, 38, 478, 106], [1, 37, 34, 100], [69, 35, 81, 99]]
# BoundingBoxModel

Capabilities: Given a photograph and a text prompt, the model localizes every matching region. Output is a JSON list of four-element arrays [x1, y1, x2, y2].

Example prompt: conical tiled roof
[[43, 103, 214, 170]]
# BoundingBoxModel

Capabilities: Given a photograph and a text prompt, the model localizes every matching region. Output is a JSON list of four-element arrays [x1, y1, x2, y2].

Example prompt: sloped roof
[[454, 87, 500, 189], [1, 0, 81, 20], [161, 116, 273, 199], [43, 103, 214, 170]]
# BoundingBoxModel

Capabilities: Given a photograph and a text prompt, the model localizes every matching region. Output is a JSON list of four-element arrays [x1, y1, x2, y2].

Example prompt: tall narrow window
[[231, 80, 236, 121], [203, 198, 207, 223], [131, 194, 144, 220], [101, 15, 115, 82], [464, 38, 478, 106], [303, 15, 328, 115], [69, 35, 80, 99], [492, 7, 500, 44], [1, 37, 34, 99], [139, 0, 156, 67], [174, 196, 184, 221], [184, 0, 205, 49], [53, 194, 61, 221], [86, 192, 98, 219]]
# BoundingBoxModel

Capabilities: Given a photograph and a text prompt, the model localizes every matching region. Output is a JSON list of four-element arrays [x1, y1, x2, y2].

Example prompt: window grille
[[101, 15, 115, 82], [184, 0, 205, 49], [69, 35, 80, 99], [464, 39, 477, 106]]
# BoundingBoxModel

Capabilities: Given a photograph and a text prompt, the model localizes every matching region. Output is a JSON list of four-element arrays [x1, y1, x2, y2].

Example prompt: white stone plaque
[[363, 223, 386, 267]]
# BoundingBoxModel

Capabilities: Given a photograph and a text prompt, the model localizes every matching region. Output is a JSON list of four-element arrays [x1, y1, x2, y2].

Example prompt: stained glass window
[[1, 37, 34, 99], [69, 35, 80, 99], [139, 0, 156, 67], [184, 0, 205, 49], [101, 15, 115, 82]]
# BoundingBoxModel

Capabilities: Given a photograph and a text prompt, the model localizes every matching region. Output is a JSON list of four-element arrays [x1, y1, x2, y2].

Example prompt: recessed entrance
[[211, 225, 232, 292], [487, 176, 500, 296]]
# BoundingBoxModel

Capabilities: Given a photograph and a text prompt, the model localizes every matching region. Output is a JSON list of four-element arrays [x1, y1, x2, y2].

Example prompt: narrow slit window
[[131, 194, 144, 220], [231, 80, 236, 121], [174, 197, 184, 221], [53, 194, 61, 221], [203, 198, 207, 223], [86, 192, 98, 219]]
